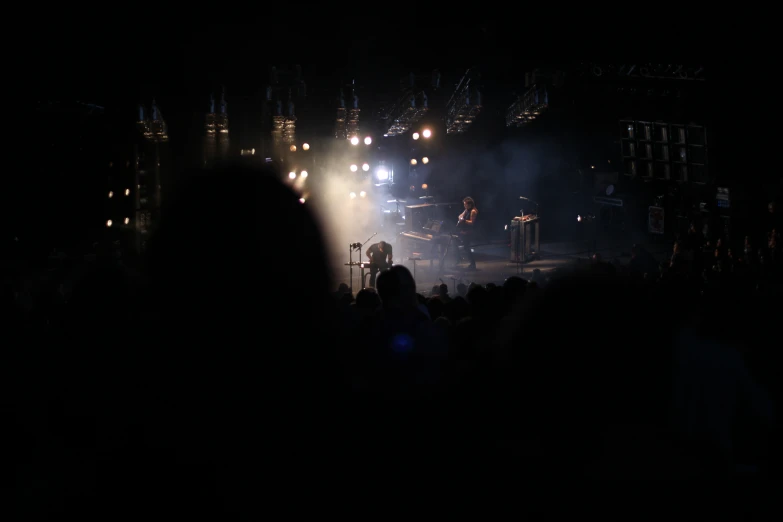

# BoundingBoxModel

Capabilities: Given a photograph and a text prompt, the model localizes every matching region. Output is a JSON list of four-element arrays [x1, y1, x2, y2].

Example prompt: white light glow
[[251, 148, 256, 154], [350, 137, 359, 145], [422, 129, 431, 138], [124, 217, 130, 224], [412, 132, 420, 140], [289, 172, 296, 179], [106, 219, 112, 227], [290, 145, 297, 152], [410, 159, 417, 165], [376, 169, 389, 181], [364, 137, 372, 145], [361, 163, 370, 172], [125, 188, 130, 196], [350, 164, 358, 172], [349, 192, 357, 199], [359, 191, 367, 198], [302, 143, 310, 151], [422, 157, 429, 164], [300, 171, 308, 178], [299, 198, 305, 204], [108, 191, 113, 198]]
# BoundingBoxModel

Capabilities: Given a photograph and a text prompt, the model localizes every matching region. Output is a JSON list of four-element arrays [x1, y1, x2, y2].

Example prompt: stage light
[[124, 217, 130, 224], [350, 137, 359, 145], [106, 219, 112, 227], [376, 168, 389, 181], [289, 172, 296, 179], [362, 163, 370, 171], [108, 191, 113, 198], [300, 171, 308, 178], [412, 132, 420, 140], [577, 215, 582, 222], [410, 158, 417, 165], [422, 184, 428, 189], [422, 157, 429, 164], [349, 192, 357, 199], [125, 188, 130, 195], [290, 145, 297, 152], [251, 148, 256, 154], [422, 129, 431, 138], [360, 191, 367, 198], [299, 198, 305, 204], [364, 136, 372, 145], [350, 164, 358, 172], [302, 143, 310, 150]]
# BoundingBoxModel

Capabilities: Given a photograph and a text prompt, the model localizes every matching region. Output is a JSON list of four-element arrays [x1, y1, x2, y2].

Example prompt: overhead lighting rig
[[335, 90, 347, 139], [584, 63, 705, 81], [445, 69, 482, 135], [382, 90, 429, 137], [137, 99, 169, 143], [506, 84, 548, 127]]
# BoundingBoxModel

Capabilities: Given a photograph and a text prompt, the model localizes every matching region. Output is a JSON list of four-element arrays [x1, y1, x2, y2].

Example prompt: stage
[[337, 236, 672, 295]]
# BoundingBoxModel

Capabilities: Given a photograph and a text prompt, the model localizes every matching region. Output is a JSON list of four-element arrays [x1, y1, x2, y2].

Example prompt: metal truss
[[505, 85, 548, 127], [445, 68, 482, 135]]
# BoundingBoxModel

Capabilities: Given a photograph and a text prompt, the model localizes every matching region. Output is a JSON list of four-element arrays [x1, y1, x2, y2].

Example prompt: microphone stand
[[348, 232, 378, 292], [519, 196, 540, 217]]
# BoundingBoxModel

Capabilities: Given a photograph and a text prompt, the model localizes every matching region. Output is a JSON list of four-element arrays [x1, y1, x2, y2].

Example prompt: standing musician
[[366, 240, 393, 288], [455, 197, 478, 270]]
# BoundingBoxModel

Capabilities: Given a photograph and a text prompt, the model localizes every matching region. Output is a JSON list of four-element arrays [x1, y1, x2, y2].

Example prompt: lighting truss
[[335, 98, 347, 139], [347, 93, 360, 139], [445, 69, 482, 135], [203, 94, 216, 165], [383, 90, 429, 137], [506, 85, 548, 127], [586, 63, 705, 81], [215, 90, 229, 157], [137, 100, 169, 143]]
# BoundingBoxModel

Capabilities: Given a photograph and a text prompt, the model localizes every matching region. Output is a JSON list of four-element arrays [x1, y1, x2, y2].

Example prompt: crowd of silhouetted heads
[[7, 164, 781, 515]]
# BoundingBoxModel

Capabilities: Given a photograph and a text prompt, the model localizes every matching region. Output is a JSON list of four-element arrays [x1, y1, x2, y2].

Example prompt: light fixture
[[350, 137, 359, 145], [364, 137, 372, 145], [412, 132, 420, 140], [299, 198, 305, 204], [362, 163, 370, 172], [251, 148, 256, 155], [290, 145, 297, 152], [422, 157, 429, 164], [350, 164, 358, 172], [108, 191, 113, 198], [359, 191, 367, 198], [422, 129, 432, 138], [125, 188, 130, 196], [349, 192, 357, 199], [410, 159, 417, 165], [301, 171, 308, 178], [106, 219, 113, 227], [422, 184, 428, 190], [289, 172, 296, 179], [124, 217, 130, 224], [376, 168, 389, 181], [302, 143, 310, 151]]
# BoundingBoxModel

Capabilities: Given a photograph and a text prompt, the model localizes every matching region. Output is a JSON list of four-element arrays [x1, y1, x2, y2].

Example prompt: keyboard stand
[[408, 256, 422, 279]]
